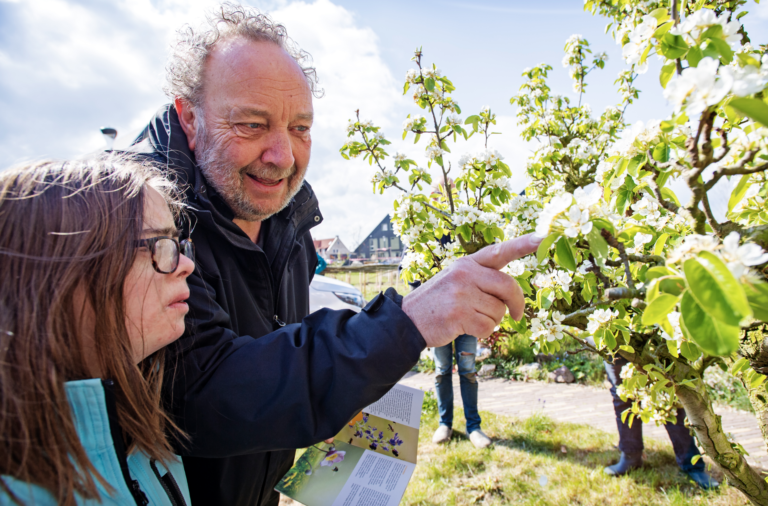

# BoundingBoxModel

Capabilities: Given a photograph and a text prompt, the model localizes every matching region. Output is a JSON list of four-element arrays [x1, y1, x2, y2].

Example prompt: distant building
[[313, 236, 351, 260], [352, 214, 402, 260]]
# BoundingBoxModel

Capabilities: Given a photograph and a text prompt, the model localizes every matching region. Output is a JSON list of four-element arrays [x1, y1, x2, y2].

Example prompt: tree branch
[[601, 228, 635, 290], [704, 151, 762, 191]]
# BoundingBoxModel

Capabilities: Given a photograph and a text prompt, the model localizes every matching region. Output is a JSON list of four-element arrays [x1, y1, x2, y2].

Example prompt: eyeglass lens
[[154, 238, 179, 273]]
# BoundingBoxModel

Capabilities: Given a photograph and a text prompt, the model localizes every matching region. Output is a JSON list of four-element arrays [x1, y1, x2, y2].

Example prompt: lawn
[[403, 402, 748, 505]]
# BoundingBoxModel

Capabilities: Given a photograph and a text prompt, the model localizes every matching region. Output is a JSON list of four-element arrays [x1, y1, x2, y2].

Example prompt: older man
[[129, 5, 539, 506]]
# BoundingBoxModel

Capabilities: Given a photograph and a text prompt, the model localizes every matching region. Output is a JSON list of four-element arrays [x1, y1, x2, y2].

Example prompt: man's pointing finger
[[469, 233, 543, 271]]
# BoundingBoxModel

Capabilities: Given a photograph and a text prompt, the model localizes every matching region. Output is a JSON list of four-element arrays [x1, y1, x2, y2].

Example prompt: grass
[[323, 269, 400, 300], [404, 405, 749, 505]]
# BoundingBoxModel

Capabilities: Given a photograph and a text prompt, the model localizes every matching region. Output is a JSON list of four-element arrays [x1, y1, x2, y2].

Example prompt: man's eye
[[295, 126, 310, 132], [245, 123, 263, 129]]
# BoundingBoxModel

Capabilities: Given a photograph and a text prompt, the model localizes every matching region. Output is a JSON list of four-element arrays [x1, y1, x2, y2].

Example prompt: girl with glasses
[[0, 156, 195, 505]]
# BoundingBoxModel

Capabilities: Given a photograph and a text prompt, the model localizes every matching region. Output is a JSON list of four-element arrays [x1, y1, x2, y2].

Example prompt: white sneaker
[[469, 430, 492, 449], [432, 425, 453, 444]]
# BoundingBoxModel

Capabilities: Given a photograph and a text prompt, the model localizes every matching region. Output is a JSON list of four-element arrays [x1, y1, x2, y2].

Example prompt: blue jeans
[[434, 334, 482, 434], [605, 357, 704, 472]]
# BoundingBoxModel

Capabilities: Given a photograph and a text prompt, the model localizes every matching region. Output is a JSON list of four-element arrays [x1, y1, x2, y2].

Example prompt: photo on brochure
[[336, 411, 419, 464]]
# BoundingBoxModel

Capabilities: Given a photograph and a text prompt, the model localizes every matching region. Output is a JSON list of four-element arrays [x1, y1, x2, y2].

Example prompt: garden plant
[[341, 0, 768, 503]]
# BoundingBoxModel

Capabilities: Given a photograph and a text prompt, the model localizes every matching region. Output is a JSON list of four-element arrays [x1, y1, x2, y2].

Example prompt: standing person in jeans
[[432, 334, 490, 448], [402, 176, 491, 449], [604, 356, 719, 489]]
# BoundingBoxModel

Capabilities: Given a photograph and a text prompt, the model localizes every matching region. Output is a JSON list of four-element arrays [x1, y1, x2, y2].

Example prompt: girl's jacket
[[0, 379, 190, 505]]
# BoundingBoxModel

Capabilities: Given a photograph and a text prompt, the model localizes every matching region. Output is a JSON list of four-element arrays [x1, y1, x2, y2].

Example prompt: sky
[[1, 0, 767, 249]]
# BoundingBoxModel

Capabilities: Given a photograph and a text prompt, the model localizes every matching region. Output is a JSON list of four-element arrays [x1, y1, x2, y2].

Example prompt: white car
[[309, 274, 366, 313]]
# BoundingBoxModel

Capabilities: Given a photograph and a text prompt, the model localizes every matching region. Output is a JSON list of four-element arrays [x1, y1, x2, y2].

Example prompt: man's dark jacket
[[128, 105, 426, 506]]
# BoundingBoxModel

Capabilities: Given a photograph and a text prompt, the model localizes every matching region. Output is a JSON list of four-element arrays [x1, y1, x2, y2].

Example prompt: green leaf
[[538, 287, 555, 310], [680, 291, 740, 356], [730, 98, 768, 126], [738, 52, 761, 67], [645, 266, 674, 281], [728, 174, 752, 213], [660, 62, 676, 88], [702, 24, 724, 40], [652, 143, 670, 162], [661, 187, 681, 206], [686, 46, 703, 67], [691, 455, 702, 466], [662, 33, 689, 59], [744, 281, 768, 322], [732, 357, 750, 375], [648, 7, 669, 21], [619, 345, 635, 354], [708, 37, 734, 63], [643, 293, 680, 325], [604, 329, 617, 350], [627, 156, 644, 178], [680, 341, 702, 361], [537, 233, 560, 264], [658, 276, 686, 296], [666, 339, 680, 357], [586, 225, 609, 262], [684, 252, 752, 326], [554, 237, 577, 272], [425, 77, 435, 92], [653, 233, 669, 256]]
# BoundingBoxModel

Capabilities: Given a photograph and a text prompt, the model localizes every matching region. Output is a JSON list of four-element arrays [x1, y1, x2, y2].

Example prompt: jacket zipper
[[272, 210, 319, 328], [150, 459, 187, 506], [102, 380, 149, 506]]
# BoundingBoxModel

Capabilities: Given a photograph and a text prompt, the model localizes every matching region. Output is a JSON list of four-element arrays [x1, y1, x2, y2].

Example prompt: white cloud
[[0, 0, 535, 252]]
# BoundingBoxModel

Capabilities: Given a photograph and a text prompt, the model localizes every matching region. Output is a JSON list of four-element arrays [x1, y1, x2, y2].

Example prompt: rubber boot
[[604, 452, 642, 476]]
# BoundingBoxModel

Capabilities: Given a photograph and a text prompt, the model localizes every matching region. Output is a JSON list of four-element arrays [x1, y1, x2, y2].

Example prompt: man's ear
[[175, 97, 198, 151]]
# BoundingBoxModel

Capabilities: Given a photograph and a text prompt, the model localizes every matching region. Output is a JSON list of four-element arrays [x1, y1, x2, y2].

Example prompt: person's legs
[[604, 357, 643, 475], [664, 408, 704, 472], [433, 343, 455, 430], [605, 357, 644, 454], [662, 408, 718, 489], [454, 334, 482, 434]]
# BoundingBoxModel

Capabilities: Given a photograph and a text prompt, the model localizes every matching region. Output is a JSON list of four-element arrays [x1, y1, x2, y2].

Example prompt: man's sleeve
[[165, 269, 426, 458]]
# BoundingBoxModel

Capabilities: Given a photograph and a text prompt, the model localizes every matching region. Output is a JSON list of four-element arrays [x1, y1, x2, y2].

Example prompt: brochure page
[[276, 384, 424, 506]]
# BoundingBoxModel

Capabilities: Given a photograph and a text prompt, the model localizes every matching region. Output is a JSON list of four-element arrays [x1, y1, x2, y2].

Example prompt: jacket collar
[[131, 104, 322, 247], [64, 379, 118, 455]]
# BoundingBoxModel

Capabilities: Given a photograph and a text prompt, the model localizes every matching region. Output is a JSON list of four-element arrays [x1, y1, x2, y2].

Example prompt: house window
[[382, 223, 388, 231], [380, 236, 388, 248], [391, 237, 400, 250], [369, 238, 377, 251]]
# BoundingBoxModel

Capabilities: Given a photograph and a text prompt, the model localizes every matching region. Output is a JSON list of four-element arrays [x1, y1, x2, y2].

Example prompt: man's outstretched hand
[[401, 233, 543, 348]]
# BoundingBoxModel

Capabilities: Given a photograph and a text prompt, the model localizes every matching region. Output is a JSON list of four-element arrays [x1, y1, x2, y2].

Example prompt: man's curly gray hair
[[164, 2, 322, 106]]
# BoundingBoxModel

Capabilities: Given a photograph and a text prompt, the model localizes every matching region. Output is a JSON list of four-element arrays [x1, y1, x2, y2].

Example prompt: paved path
[[399, 371, 768, 469]]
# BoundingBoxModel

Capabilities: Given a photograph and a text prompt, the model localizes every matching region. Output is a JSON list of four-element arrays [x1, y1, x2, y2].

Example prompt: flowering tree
[[341, 1, 768, 503]]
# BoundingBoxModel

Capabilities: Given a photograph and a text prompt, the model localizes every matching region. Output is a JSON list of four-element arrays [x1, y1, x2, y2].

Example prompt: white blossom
[[667, 234, 720, 264], [664, 58, 733, 116], [535, 193, 573, 237], [558, 205, 593, 238], [721, 232, 768, 279], [587, 308, 618, 334]]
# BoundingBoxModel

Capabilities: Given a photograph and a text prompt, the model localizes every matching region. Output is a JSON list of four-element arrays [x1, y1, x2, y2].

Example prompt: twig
[[672, 0, 683, 75], [601, 228, 635, 290], [587, 253, 611, 289], [605, 253, 665, 266], [704, 151, 761, 191]]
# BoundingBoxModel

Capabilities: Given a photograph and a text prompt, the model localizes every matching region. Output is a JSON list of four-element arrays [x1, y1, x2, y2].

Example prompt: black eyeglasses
[[136, 236, 195, 274]]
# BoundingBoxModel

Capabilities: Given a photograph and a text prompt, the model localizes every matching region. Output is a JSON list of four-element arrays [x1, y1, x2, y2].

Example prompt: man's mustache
[[241, 164, 296, 181]]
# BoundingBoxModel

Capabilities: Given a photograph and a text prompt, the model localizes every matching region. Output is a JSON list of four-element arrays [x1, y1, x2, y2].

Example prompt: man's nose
[[261, 130, 295, 170]]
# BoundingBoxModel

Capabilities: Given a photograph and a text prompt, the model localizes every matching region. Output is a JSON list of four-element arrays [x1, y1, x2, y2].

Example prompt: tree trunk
[[676, 379, 768, 505], [741, 327, 768, 456]]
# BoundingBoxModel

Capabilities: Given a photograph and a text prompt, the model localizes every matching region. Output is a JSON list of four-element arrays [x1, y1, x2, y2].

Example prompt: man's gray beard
[[194, 120, 305, 222]]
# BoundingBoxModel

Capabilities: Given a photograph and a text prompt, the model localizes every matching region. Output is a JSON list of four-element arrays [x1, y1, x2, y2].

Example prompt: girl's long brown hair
[[0, 157, 185, 504]]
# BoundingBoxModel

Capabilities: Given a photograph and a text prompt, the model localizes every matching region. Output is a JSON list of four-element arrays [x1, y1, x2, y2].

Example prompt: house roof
[[313, 238, 336, 250]]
